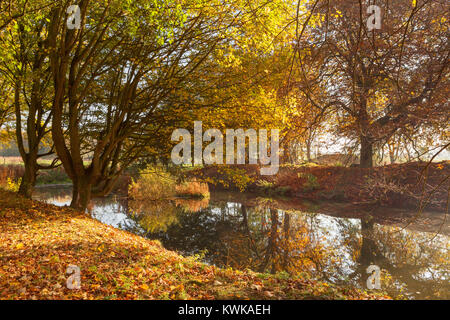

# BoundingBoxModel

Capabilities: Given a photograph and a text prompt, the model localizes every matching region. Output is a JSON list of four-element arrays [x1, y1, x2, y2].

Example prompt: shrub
[[128, 166, 176, 200], [5, 177, 21, 192], [129, 165, 209, 200], [274, 186, 291, 196], [215, 166, 254, 192], [0, 165, 24, 190], [36, 167, 70, 185], [299, 173, 320, 192], [255, 180, 291, 196], [256, 179, 274, 191]]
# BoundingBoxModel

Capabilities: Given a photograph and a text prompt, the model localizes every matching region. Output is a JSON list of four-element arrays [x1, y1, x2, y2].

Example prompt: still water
[[34, 185, 449, 299]]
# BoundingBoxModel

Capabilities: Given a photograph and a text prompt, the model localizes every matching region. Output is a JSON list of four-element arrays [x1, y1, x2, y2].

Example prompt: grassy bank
[[0, 190, 388, 300], [192, 161, 450, 211]]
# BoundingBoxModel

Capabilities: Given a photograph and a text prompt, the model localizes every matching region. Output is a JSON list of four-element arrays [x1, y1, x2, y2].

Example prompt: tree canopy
[[0, 0, 448, 208]]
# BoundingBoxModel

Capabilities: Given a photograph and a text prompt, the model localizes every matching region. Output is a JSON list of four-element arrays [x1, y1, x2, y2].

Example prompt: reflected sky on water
[[34, 185, 449, 299]]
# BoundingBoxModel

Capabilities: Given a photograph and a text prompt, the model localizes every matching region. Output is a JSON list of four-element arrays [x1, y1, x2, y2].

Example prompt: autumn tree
[[290, 0, 449, 167], [143, 0, 297, 165], [0, 1, 57, 197], [0, 76, 14, 143], [0, 0, 29, 32], [47, 0, 283, 209]]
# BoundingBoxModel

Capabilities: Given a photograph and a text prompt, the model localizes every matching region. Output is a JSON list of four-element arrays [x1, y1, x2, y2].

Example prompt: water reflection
[[34, 186, 449, 299]]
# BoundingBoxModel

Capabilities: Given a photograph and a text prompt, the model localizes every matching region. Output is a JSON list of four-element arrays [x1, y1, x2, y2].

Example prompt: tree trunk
[[389, 151, 395, 165], [70, 178, 79, 208], [18, 154, 37, 199], [306, 141, 311, 162], [360, 136, 373, 168], [388, 141, 396, 164], [78, 185, 91, 211], [71, 177, 92, 211]]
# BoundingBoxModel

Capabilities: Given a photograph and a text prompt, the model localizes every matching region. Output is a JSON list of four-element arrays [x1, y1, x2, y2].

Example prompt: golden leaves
[[0, 189, 390, 300], [140, 283, 149, 290]]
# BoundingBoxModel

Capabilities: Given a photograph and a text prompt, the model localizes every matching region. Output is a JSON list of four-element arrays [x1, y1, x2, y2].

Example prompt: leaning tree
[[47, 0, 275, 209]]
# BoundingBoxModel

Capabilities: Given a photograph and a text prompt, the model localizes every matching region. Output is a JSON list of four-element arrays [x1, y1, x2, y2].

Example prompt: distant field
[[0, 157, 58, 166], [0, 157, 23, 165]]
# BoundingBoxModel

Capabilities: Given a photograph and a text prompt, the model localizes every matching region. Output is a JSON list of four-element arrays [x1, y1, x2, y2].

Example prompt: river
[[33, 185, 449, 299]]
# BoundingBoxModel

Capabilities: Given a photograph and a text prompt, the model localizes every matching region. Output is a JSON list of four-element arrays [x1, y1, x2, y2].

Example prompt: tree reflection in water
[[128, 197, 449, 299], [33, 186, 449, 299]]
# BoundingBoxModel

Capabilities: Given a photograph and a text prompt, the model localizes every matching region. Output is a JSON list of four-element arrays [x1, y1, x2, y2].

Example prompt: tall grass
[[175, 179, 209, 199], [129, 166, 177, 200], [129, 165, 210, 200], [0, 164, 71, 191]]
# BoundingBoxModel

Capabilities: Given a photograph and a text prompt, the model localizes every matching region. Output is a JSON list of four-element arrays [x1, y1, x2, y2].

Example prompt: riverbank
[[3, 160, 448, 211], [191, 161, 450, 211], [0, 190, 389, 300], [209, 191, 450, 235]]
